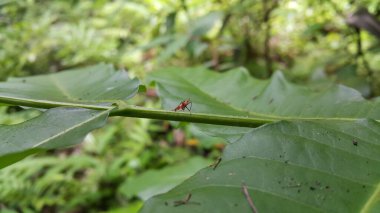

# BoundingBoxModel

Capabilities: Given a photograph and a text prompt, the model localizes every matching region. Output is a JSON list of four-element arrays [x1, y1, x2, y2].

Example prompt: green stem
[[0, 96, 273, 127], [110, 106, 273, 127], [0, 96, 112, 110]]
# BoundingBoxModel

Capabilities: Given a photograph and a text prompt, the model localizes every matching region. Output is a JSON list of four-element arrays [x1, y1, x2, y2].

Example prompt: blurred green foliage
[[2, 0, 380, 212], [0, 0, 152, 79], [2, 0, 380, 86]]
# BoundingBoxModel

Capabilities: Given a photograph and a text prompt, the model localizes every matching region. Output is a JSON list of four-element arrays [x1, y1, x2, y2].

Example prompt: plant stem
[[0, 96, 273, 127], [0, 96, 112, 110], [110, 106, 273, 128]]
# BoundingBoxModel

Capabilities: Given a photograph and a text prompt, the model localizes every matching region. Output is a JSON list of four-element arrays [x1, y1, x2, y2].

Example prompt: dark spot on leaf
[[284, 160, 289, 164], [269, 98, 274, 104], [290, 177, 294, 181], [278, 181, 281, 184], [22, 79, 26, 83], [164, 202, 168, 206], [279, 155, 283, 158], [346, 189, 350, 193], [242, 156, 246, 158], [234, 203, 238, 207], [366, 161, 369, 164], [252, 96, 257, 100], [309, 187, 316, 191], [325, 186, 330, 189], [297, 189, 301, 193], [362, 185, 366, 189], [352, 140, 358, 146]]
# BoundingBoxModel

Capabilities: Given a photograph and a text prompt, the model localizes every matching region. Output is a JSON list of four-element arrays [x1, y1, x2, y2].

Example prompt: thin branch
[[355, 28, 374, 78], [262, 0, 278, 77], [211, 157, 222, 170], [0, 96, 374, 126], [242, 183, 259, 213], [0, 96, 111, 111], [217, 13, 232, 38], [217, 0, 246, 38], [356, 28, 363, 57], [174, 193, 192, 207]]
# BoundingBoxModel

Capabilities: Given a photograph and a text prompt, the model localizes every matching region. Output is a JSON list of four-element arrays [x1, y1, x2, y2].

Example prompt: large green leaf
[[149, 67, 380, 121], [0, 107, 110, 169], [119, 157, 212, 201], [141, 119, 380, 213], [0, 64, 140, 169], [145, 67, 380, 212], [0, 63, 140, 108]]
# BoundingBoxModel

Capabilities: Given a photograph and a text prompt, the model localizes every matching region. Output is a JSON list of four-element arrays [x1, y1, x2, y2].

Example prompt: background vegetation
[[1, 0, 380, 212]]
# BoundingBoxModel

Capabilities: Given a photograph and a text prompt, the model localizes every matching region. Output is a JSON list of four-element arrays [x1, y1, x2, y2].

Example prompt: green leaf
[[141, 35, 174, 50], [157, 35, 190, 63], [0, 63, 140, 109], [119, 157, 212, 201], [141, 119, 380, 213], [190, 12, 223, 36], [147, 67, 380, 212], [149, 67, 380, 121], [0, 107, 110, 169]]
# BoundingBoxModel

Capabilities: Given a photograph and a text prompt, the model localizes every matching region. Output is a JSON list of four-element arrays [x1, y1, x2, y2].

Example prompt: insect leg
[[184, 106, 191, 115]]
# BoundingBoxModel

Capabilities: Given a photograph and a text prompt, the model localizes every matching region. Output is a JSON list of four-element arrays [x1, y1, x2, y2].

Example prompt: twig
[[174, 193, 192, 207], [355, 27, 375, 97], [217, 0, 246, 38], [262, 0, 278, 77], [211, 157, 222, 170], [217, 13, 232, 38], [356, 28, 363, 57], [242, 183, 259, 213]]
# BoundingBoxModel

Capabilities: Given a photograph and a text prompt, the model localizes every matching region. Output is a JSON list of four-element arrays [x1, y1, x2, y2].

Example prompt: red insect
[[173, 98, 192, 113]]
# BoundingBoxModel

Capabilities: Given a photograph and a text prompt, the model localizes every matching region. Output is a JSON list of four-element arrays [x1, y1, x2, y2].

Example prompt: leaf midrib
[[32, 109, 110, 148], [310, 121, 380, 147], [361, 182, 380, 213], [49, 74, 75, 101]]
